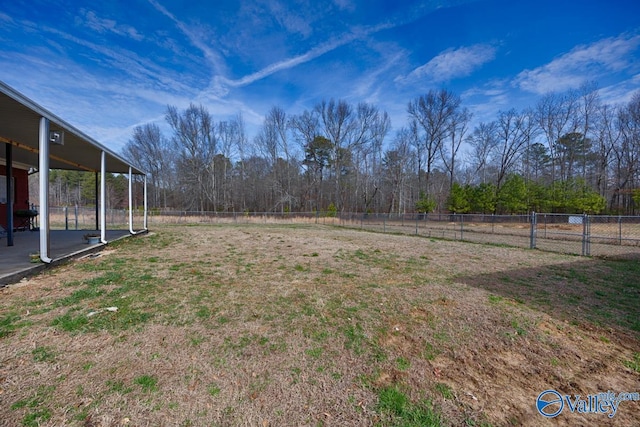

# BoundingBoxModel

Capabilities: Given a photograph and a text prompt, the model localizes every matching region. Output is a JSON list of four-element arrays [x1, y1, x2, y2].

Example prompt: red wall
[[0, 165, 30, 229]]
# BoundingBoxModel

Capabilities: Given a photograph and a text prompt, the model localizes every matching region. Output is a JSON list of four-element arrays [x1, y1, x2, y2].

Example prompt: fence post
[[415, 214, 418, 235], [64, 206, 68, 230], [582, 214, 590, 256], [618, 216, 622, 245], [459, 214, 464, 240], [529, 211, 537, 249], [383, 215, 386, 233], [74, 205, 78, 230]]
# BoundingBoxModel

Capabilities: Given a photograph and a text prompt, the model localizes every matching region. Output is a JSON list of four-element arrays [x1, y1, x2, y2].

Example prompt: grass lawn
[[0, 224, 638, 426]]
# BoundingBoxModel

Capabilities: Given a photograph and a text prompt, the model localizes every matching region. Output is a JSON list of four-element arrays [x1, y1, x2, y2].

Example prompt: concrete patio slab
[[0, 229, 136, 285]]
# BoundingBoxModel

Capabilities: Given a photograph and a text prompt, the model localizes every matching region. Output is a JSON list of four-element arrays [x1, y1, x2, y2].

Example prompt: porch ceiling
[[0, 81, 144, 175]]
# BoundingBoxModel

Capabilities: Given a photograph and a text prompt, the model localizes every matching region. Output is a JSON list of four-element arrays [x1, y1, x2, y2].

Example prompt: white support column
[[128, 168, 148, 235], [100, 151, 107, 243], [128, 167, 134, 234], [38, 117, 52, 263], [143, 174, 148, 230]]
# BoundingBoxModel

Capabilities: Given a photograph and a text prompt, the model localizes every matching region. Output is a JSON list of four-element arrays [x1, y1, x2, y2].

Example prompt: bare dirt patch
[[0, 224, 638, 426]]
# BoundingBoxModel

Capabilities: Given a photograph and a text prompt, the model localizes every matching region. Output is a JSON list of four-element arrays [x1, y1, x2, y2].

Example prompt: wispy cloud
[[146, 0, 226, 74], [516, 33, 640, 94], [79, 9, 144, 41], [39, 24, 197, 94], [597, 73, 640, 106], [332, 0, 356, 12], [398, 44, 497, 84], [266, 0, 313, 37], [210, 22, 395, 95]]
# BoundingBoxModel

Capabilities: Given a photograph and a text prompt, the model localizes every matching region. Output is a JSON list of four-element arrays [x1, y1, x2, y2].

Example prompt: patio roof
[[1, 80, 148, 269], [0, 80, 144, 174]]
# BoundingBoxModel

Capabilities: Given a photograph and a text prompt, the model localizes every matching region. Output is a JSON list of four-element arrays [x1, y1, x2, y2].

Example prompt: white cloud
[[80, 10, 144, 41], [146, 0, 226, 74], [332, 0, 355, 12], [516, 33, 640, 94], [399, 44, 497, 84], [597, 73, 640, 106], [267, 0, 313, 37], [214, 22, 395, 92]]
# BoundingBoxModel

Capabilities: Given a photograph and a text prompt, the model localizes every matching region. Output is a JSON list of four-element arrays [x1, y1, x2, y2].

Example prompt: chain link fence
[[33, 206, 143, 230], [35, 207, 640, 257], [339, 212, 640, 257]]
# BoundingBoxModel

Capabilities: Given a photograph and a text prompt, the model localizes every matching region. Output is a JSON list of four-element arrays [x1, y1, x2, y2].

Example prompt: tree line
[[48, 83, 640, 215]]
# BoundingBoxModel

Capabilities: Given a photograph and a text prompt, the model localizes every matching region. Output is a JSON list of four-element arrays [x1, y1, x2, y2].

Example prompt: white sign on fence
[[568, 216, 583, 225]]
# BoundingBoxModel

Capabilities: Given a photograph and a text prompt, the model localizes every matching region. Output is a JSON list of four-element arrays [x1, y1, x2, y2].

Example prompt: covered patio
[[1, 81, 147, 285]]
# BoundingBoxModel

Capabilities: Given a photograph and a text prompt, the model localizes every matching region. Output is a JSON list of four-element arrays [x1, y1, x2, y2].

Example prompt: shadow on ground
[[456, 252, 640, 343]]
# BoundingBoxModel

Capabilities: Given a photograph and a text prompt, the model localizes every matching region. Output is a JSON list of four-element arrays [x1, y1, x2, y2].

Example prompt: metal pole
[[128, 167, 134, 234], [529, 211, 537, 249], [581, 213, 587, 256], [5, 142, 14, 246], [143, 174, 148, 230], [94, 171, 99, 231], [38, 117, 52, 263], [100, 151, 107, 243], [64, 206, 68, 230], [583, 214, 590, 256], [619, 216, 622, 245]]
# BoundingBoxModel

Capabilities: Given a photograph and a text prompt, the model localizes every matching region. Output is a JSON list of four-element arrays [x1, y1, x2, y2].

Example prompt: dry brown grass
[[0, 224, 638, 426]]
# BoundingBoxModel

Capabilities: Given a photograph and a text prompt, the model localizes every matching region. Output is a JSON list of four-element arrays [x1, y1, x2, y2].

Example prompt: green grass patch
[[423, 342, 439, 361], [395, 357, 410, 371], [21, 408, 52, 427], [55, 287, 105, 307], [434, 383, 454, 399], [376, 385, 441, 426], [106, 379, 133, 394], [343, 323, 367, 354], [623, 352, 640, 373], [32, 346, 56, 363], [0, 311, 22, 338], [208, 383, 221, 397], [10, 385, 55, 426], [135, 374, 159, 393], [305, 347, 324, 359]]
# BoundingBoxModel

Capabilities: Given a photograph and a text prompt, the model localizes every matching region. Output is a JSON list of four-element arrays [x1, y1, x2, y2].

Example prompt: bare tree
[[123, 123, 174, 208], [535, 90, 579, 183], [612, 92, 640, 212], [466, 121, 498, 185], [440, 107, 471, 191], [216, 116, 244, 210], [383, 127, 415, 214], [407, 89, 461, 198], [492, 109, 531, 190], [352, 103, 390, 212], [314, 99, 389, 211], [166, 103, 217, 212], [577, 82, 600, 181], [254, 106, 298, 212], [593, 103, 618, 198]]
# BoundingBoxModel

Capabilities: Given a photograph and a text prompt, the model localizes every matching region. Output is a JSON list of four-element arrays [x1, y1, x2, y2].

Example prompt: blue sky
[[1, 0, 639, 153]]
